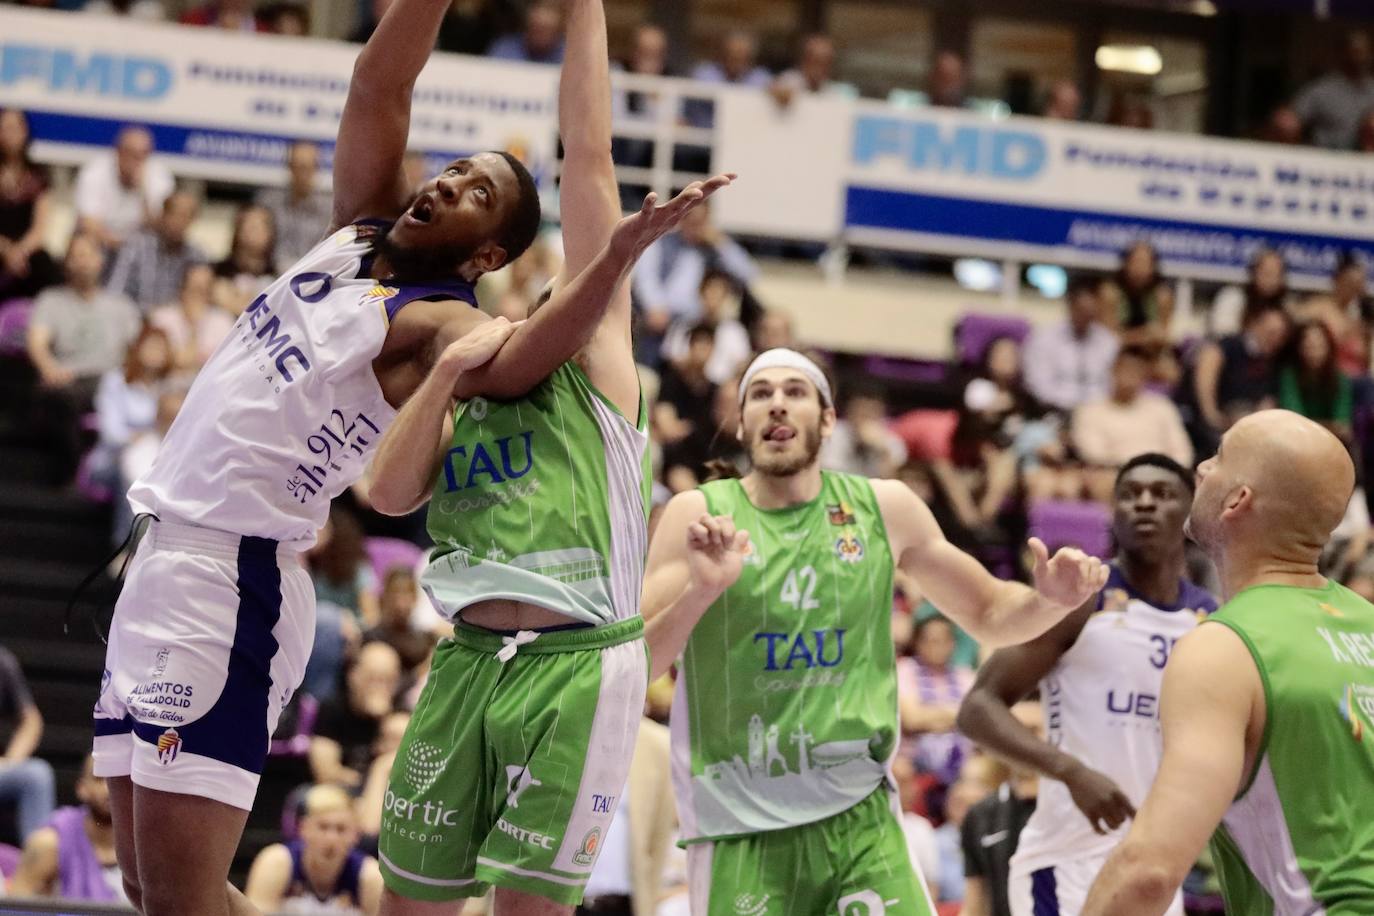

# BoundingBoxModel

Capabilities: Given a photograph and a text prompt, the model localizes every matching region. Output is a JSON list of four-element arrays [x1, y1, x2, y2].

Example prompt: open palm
[[609, 174, 736, 263]]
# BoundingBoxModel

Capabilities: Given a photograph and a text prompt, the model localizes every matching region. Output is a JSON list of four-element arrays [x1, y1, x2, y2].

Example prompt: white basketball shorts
[[92, 519, 314, 810]]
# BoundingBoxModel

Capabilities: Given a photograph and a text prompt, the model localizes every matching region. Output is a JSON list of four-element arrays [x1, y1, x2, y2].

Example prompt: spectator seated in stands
[[660, 269, 753, 385], [938, 336, 1038, 533], [355, 710, 410, 839], [685, 30, 774, 128], [362, 567, 436, 679], [0, 108, 61, 302], [90, 324, 173, 495], [1261, 103, 1304, 144], [148, 262, 234, 372], [0, 646, 53, 848], [1072, 347, 1193, 501], [1279, 320, 1353, 441], [1300, 251, 1373, 377], [653, 324, 720, 492], [1209, 246, 1291, 338], [899, 616, 976, 789], [611, 23, 671, 204], [255, 139, 333, 267], [486, 0, 564, 64], [752, 307, 797, 353], [1099, 240, 1178, 385], [261, 1, 309, 35], [309, 642, 402, 790], [117, 389, 184, 538], [1324, 486, 1372, 583], [933, 774, 991, 906], [961, 704, 1042, 916], [180, 0, 265, 30], [8, 755, 123, 903], [1183, 305, 1289, 459], [1022, 274, 1119, 414], [213, 203, 279, 315], [302, 505, 381, 701], [74, 125, 174, 252], [1041, 79, 1082, 120], [83, 0, 166, 19], [1294, 30, 1374, 149], [25, 231, 140, 486], [1360, 109, 1374, 153], [632, 200, 759, 364], [436, 0, 509, 55], [821, 387, 908, 479], [106, 188, 206, 314], [245, 784, 382, 915], [770, 33, 858, 107], [926, 50, 969, 109]]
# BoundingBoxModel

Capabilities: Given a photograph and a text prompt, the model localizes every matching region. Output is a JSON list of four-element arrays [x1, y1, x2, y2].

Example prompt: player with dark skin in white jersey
[[92, 2, 723, 914]]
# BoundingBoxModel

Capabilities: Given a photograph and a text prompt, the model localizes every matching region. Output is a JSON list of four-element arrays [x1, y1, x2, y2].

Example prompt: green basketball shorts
[[686, 788, 936, 916], [378, 617, 648, 905]]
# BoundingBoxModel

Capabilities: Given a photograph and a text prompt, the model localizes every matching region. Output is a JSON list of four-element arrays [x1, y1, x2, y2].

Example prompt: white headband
[[738, 348, 832, 408]]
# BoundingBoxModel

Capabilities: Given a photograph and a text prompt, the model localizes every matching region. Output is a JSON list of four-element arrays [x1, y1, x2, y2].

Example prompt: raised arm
[[452, 178, 731, 401], [554, 0, 642, 415], [873, 478, 1107, 648], [641, 490, 749, 681], [1083, 623, 1260, 916], [332, 0, 453, 228], [958, 605, 1138, 834]]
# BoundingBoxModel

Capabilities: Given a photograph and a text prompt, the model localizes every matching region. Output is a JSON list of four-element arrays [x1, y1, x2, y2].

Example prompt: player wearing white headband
[[641, 347, 1109, 916]]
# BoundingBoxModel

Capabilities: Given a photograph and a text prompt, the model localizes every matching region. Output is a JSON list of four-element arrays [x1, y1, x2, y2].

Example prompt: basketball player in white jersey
[[957, 454, 1217, 916], [89, 1, 722, 912]]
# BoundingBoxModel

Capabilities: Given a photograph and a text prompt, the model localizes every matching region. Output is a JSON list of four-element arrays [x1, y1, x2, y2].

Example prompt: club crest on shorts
[[834, 533, 864, 563], [827, 502, 855, 526], [572, 826, 601, 866], [156, 728, 181, 765]]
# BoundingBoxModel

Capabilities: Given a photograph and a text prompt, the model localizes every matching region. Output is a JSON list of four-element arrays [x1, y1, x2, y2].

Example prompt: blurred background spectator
[[309, 642, 401, 790], [74, 126, 174, 252], [362, 567, 435, 680], [7, 756, 122, 903], [148, 262, 235, 371], [821, 387, 908, 479], [0, 108, 60, 302], [1209, 246, 1292, 338], [213, 203, 278, 315], [255, 140, 333, 267], [0, 646, 53, 846], [1183, 306, 1289, 459], [1294, 31, 1374, 149], [1099, 241, 1177, 384], [487, 0, 564, 64], [1022, 275, 1118, 413], [25, 232, 139, 486], [899, 616, 976, 790], [179, 0, 264, 30], [83, 0, 166, 19], [105, 189, 205, 313]]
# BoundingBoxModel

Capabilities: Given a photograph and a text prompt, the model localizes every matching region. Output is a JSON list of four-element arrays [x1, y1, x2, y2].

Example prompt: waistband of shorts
[[146, 519, 299, 565], [451, 615, 643, 654]]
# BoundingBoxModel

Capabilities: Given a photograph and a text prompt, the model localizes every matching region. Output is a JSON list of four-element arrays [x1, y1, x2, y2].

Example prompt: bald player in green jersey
[[1084, 409, 1374, 915], [367, 0, 731, 909], [641, 348, 1110, 916]]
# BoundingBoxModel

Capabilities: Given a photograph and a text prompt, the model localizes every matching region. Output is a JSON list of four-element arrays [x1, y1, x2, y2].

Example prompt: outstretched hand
[[686, 513, 750, 597], [437, 317, 524, 380], [1028, 536, 1109, 611], [609, 174, 737, 263]]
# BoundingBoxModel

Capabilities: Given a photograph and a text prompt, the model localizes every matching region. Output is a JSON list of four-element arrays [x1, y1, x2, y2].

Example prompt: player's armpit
[[1082, 623, 1260, 916]]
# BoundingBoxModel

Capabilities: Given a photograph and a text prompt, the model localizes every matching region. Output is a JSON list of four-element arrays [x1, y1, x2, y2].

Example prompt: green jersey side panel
[[1204, 581, 1374, 914], [672, 471, 897, 841], [423, 362, 650, 626]]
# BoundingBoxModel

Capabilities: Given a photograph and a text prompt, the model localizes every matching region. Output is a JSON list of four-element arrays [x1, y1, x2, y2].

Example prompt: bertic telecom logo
[[404, 741, 446, 793]]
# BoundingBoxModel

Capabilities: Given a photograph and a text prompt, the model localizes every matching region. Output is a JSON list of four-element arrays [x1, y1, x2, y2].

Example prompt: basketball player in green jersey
[[641, 348, 1109, 916], [1084, 409, 1374, 915], [367, 1, 730, 911]]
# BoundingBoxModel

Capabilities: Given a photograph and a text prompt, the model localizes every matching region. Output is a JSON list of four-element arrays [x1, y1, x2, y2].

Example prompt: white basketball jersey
[[127, 221, 478, 549], [1010, 565, 1217, 874]]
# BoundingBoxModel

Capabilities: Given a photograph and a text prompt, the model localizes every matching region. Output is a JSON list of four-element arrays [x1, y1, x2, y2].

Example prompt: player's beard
[[750, 424, 823, 478], [375, 224, 477, 285]]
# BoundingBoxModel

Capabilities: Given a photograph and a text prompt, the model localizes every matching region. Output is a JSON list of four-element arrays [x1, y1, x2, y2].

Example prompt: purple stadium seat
[[0, 842, 19, 879], [365, 537, 423, 583], [1028, 500, 1113, 559], [0, 298, 33, 357], [954, 312, 1031, 366]]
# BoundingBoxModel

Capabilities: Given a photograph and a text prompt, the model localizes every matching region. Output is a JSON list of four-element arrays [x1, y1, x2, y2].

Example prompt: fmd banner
[[0, 7, 559, 186], [846, 102, 1374, 280]]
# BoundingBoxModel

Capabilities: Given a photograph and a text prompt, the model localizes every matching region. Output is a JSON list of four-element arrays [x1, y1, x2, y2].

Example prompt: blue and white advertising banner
[[0, 7, 559, 186], [845, 102, 1374, 281]]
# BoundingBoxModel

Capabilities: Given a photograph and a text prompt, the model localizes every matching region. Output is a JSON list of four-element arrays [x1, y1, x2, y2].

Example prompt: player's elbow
[[954, 690, 990, 741], [1112, 841, 1185, 905], [368, 483, 428, 518]]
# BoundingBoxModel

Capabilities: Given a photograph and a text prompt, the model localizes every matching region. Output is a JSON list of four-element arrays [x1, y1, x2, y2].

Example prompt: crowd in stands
[[2, 8, 1374, 912], [6, 0, 1374, 146]]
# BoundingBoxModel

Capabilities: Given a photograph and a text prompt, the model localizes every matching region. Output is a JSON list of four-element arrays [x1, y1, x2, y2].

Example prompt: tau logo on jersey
[[754, 628, 846, 671], [834, 533, 864, 563], [442, 431, 534, 492]]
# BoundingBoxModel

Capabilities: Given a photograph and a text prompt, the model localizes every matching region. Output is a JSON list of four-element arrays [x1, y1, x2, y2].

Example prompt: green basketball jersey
[[1205, 581, 1374, 914], [423, 362, 651, 627], [671, 471, 897, 842]]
